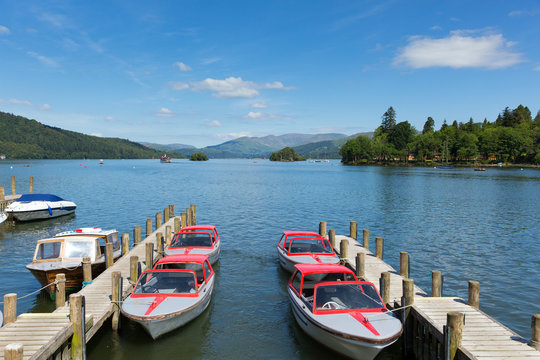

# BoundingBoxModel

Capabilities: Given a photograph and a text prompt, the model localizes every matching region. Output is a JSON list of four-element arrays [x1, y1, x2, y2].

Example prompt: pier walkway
[[334, 233, 540, 360]]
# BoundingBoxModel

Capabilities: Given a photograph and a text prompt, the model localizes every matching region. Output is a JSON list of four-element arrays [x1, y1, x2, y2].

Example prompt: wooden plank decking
[[335, 234, 540, 360]]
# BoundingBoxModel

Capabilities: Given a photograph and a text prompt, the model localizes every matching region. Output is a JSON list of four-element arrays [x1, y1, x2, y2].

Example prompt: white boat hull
[[5, 200, 76, 222], [0, 212, 7, 225], [165, 243, 220, 265]]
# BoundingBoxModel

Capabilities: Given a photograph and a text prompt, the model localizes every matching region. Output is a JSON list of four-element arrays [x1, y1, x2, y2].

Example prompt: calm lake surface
[[1, 159, 539, 359]]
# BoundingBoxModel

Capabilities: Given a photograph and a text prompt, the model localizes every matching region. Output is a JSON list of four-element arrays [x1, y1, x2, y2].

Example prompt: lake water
[[1, 159, 539, 359]]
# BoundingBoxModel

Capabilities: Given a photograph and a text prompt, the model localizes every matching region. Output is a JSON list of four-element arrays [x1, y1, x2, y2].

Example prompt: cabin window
[[156, 263, 205, 284], [64, 241, 94, 259], [289, 238, 333, 254], [110, 234, 120, 251], [36, 242, 62, 260], [291, 271, 302, 294], [170, 232, 212, 247], [315, 283, 384, 311], [134, 271, 197, 294], [203, 261, 211, 280]]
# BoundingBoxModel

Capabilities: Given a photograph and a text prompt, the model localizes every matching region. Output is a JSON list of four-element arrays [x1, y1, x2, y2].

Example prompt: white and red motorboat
[[277, 231, 339, 273], [165, 225, 220, 265], [288, 264, 403, 360], [121, 254, 215, 339]]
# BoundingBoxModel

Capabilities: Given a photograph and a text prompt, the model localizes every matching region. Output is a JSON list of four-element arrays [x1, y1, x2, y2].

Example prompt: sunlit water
[[1, 159, 538, 359]]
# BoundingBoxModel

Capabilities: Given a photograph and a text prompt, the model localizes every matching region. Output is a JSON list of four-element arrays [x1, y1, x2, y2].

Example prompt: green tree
[[388, 121, 416, 152], [422, 117, 435, 134], [190, 152, 208, 161], [381, 106, 396, 133], [269, 147, 306, 161]]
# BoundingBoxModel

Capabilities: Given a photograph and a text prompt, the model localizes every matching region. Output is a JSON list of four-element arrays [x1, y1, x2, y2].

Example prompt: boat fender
[[47, 205, 53, 215]]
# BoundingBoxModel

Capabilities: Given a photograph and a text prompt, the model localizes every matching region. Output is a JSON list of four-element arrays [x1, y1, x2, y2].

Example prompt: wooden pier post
[[468, 280, 480, 309], [69, 294, 84, 360], [169, 204, 175, 217], [340, 239, 349, 259], [133, 225, 141, 246], [3, 293, 17, 324], [403, 278, 415, 314], [190, 204, 196, 225], [319, 221, 327, 238], [111, 271, 121, 331], [181, 212, 187, 228], [432, 271, 442, 297], [4, 343, 23, 360], [447, 312, 464, 360], [186, 208, 192, 227], [400, 251, 409, 278], [356, 252, 365, 279], [363, 229, 369, 249], [531, 314, 540, 350], [29, 176, 33, 194], [0, 185, 4, 200], [146, 243, 154, 270], [11, 176, 15, 195], [121, 233, 129, 256], [165, 225, 172, 247], [380, 272, 390, 304], [146, 218, 152, 237], [130, 256, 139, 284], [105, 243, 114, 268], [174, 216, 180, 233], [55, 273, 66, 308], [349, 221, 357, 239], [156, 232, 163, 258], [375, 236, 383, 259], [82, 257, 92, 283], [328, 229, 336, 250], [403, 278, 415, 356], [164, 207, 170, 223], [156, 212, 162, 229]]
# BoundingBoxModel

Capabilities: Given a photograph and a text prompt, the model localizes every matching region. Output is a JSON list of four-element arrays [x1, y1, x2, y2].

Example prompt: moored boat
[[160, 154, 171, 163], [165, 225, 220, 265], [0, 212, 7, 226], [288, 264, 403, 360], [121, 254, 215, 339], [277, 231, 339, 273], [4, 194, 76, 222], [26, 230, 121, 294]]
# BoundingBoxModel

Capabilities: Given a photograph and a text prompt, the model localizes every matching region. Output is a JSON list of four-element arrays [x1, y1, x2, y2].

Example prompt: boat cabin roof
[[282, 230, 322, 238], [37, 235, 101, 244], [180, 225, 216, 231], [155, 254, 209, 265], [18, 193, 65, 202], [295, 263, 355, 275], [56, 227, 117, 237]]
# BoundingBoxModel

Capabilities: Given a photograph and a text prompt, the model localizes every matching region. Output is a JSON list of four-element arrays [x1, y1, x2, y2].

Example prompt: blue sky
[[0, 1, 539, 147]]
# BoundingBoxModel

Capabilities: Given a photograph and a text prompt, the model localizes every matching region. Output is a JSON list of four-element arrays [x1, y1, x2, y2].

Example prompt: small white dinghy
[[4, 194, 76, 221], [288, 264, 403, 360], [0, 212, 7, 226], [121, 254, 215, 339], [277, 231, 339, 273], [165, 225, 220, 265]]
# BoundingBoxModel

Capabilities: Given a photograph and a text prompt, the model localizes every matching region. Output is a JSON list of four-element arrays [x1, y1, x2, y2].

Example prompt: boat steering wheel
[[321, 301, 341, 310]]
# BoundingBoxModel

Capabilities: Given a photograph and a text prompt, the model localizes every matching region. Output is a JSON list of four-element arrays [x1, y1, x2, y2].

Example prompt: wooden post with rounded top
[[121, 233, 129, 256], [11, 176, 16, 195], [69, 294, 84, 360], [155, 212, 162, 229], [186, 208, 192, 227], [381, 272, 390, 304], [130, 256, 139, 284], [133, 225, 141, 246], [468, 280, 480, 309], [432, 271, 442, 297], [447, 312, 464, 359], [0, 185, 4, 200], [156, 232, 163, 259], [55, 273, 66, 308], [190, 204, 196, 225], [319, 221, 327, 238], [328, 229, 336, 250], [4, 343, 23, 360], [169, 204, 175, 217], [356, 252, 365, 279], [82, 257, 92, 282], [181, 212, 187, 229], [400, 251, 409, 278], [29, 176, 33, 194], [165, 225, 172, 246], [375, 236, 383, 259], [349, 221, 357, 239], [105, 243, 114, 268], [340, 239, 349, 259], [111, 271, 121, 331], [146, 242, 154, 270], [363, 229, 369, 249], [531, 314, 540, 350], [164, 207, 170, 223], [174, 217, 180, 233], [403, 278, 414, 316], [146, 218, 152, 237], [3, 293, 17, 324]]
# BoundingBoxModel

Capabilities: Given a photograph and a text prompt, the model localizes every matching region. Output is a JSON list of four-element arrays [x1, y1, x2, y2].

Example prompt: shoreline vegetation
[[269, 147, 306, 162]]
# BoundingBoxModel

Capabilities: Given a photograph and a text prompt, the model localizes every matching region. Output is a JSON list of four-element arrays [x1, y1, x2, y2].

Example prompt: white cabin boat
[[276, 231, 339, 273], [4, 194, 76, 221], [165, 225, 220, 265]]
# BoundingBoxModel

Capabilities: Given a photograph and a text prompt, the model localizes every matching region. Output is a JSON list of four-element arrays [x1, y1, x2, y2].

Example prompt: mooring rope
[[0, 281, 57, 304]]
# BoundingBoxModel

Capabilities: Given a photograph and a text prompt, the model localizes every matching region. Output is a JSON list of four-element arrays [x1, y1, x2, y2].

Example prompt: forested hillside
[[0, 111, 168, 159]]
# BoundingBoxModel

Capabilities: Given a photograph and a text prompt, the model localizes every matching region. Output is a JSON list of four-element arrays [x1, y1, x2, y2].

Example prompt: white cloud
[[251, 101, 267, 109], [202, 57, 221, 65], [27, 51, 58, 67], [216, 132, 252, 141], [509, 9, 540, 17], [169, 81, 189, 90], [394, 31, 524, 69], [105, 116, 115, 122], [1, 98, 51, 110], [186, 77, 292, 98], [534, 65, 540, 71], [245, 111, 264, 119], [40, 104, 51, 110], [0, 25, 10, 35], [8, 99, 32, 106], [175, 62, 192, 71], [90, 132, 103, 137], [155, 107, 175, 117], [205, 120, 221, 127], [431, 25, 442, 31], [39, 12, 66, 28]]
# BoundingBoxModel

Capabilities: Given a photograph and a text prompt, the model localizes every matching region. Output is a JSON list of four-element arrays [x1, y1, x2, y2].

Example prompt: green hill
[[0, 111, 171, 159], [293, 132, 373, 159]]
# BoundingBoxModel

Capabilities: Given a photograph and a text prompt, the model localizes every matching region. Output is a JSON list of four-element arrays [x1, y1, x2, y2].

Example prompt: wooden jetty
[[0, 176, 33, 212], [1, 204, 194, 360], [324, 222, 540, 360]]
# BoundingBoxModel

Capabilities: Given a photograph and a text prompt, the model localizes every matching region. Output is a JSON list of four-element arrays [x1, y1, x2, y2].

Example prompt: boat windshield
[[289, 238, 333, 254], [134, 271, 197, 295], [35, 241, 62, 260], [64, 241, 95, 259], [314, 283, 384, 311], [170, 232, 212, 247], [154, 263, 205, 284]]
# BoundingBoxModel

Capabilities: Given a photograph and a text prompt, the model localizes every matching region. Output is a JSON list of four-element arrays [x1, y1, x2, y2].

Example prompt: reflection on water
[[1, 160, 539, 359]]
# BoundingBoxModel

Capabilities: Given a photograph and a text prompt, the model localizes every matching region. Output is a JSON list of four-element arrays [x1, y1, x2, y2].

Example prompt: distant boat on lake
[[160, 154, 171, 163]]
